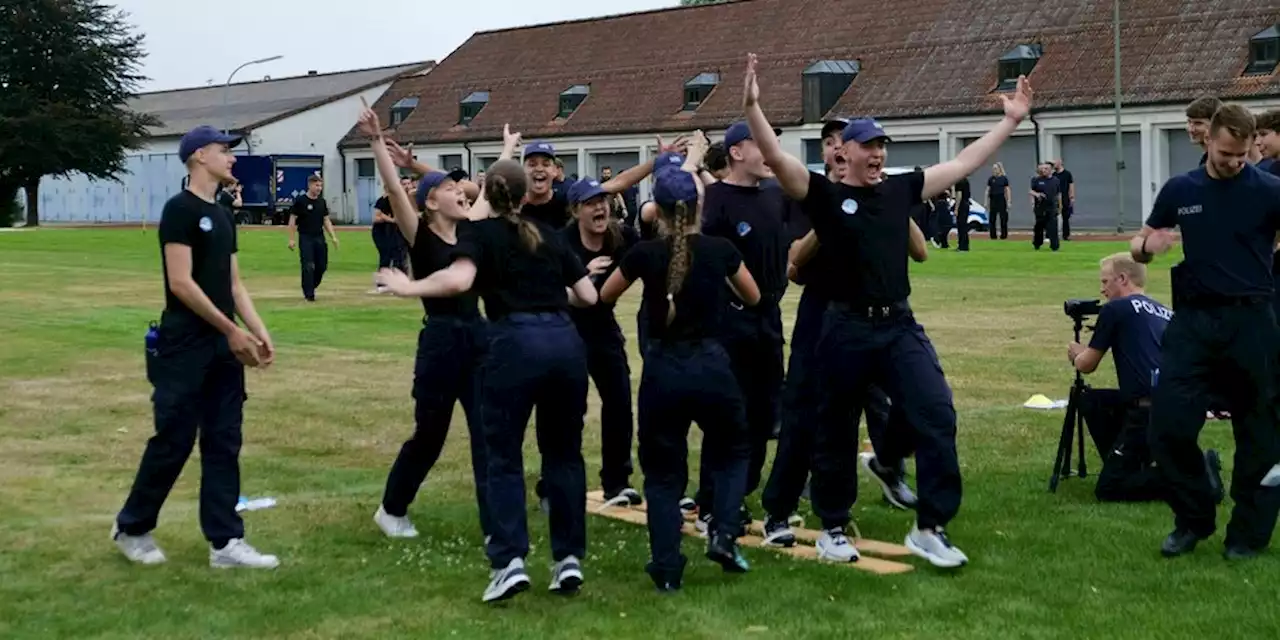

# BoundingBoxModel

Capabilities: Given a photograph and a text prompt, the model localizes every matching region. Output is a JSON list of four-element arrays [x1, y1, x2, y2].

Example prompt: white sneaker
[[816, 527, 860, 563], [374, 505, 420, 538], [210, 539, 280, 569], [694, 513, 712, 537], [111, 523, 166, 565], [905, 524, 969, 568], [483, 557, 531, 603], [549, 555, 584, 594]]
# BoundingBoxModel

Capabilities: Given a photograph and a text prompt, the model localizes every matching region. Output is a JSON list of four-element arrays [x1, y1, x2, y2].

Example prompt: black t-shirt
[[157, 190, 238, 335], [217, 189, 236, 214], [523, 192, 571, 229], [1088, 294, 1171, 400], [785, 186, 836, 297], [800, 170, 921, 305], [373, 196, 394, 237], [1145, 164, 1280, 297], [451, 217, 588, 320], [954, 178, 971, 212], [987, 175, 1009, 202], [291, 194, 329, 236], [1054, 169, 1074, 195], [638, 202, 660, 241], [411, 221, 481, 318], [702, 181, 793, 301], [619, 235, 743, 342], [1031, 175, 1060, 211], [560, 224, 639, 337]]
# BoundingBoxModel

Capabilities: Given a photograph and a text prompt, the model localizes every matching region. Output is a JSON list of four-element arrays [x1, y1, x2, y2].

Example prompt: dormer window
[[802, 60, 859, 123], [558, 84, 590, 119], [1246, 25, 1280, 76], [389, 96, 418, 127], [459, 91, 489, 125], [683, 72, 719, 111], [997, 44, 1042, 91]]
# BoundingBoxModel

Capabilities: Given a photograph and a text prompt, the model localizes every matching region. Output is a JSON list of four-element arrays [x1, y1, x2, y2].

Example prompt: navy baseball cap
[[415, 171, 451, 211], [654, 151, 686, 172], [523, 140, 556, 160], [447, 168, 470, 182], [724, 121, 783, 148], [841, 118, 892, 144], [178, 126, 242, 163], [568, 178, 608, 204], [653, 168, 698, 208], [822, 117, 850, 139]]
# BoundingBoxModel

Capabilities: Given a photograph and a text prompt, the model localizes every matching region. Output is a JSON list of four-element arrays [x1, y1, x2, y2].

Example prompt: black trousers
[[1079, 390, 1165, 503], [956, 206, 971, 251], [583, 328, 635, 493], [810, 302, 959, 531], [695, 301, 784, 511], [1061, 203, 1074, 240], [117, 329, 245, 544], [372, 225, 406, 271], [481, 312, 588, 568], [1032, 209, 1059, 251], [988, 200, 1008, 239], [298, 234, 328, 299], [932, 203, 951, 248], [639, 340, 749, 578], [382, 316, 492, 537], [1149, 301, 1280, 549]]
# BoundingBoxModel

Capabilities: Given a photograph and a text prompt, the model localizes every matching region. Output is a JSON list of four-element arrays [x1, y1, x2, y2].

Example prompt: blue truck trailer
[[230, 154, 324, 225]]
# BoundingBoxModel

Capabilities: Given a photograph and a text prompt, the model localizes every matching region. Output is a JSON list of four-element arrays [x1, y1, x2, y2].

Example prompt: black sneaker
[[706, 533, 750, 573], [762, 516, 796, 548], [646, 558, 685, 593], [1160, 528, 1208, 558], [603, 487, 643, 507], [860, 452, 918, 510]]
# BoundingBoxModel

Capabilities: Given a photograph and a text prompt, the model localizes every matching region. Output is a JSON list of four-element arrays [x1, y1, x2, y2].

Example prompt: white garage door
[[1059, 132, 1143, 231], [886, 141, 942, 170], [961, 135, 1038, 229]]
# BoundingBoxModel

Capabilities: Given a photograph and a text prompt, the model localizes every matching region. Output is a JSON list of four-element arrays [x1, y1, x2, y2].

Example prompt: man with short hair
[[1030, 162, 1061, 251], [1185, 95, 1223, 166], [112, 125, 279, 569], [287, 175, 339, 302], [1052, 160, 1075, 241], [1067, 253, 1223, 503], [1132, 103, 1280, 560]]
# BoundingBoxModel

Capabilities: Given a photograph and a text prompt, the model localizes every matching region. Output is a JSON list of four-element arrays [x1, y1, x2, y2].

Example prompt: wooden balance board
[[585, 491, 915, 575]]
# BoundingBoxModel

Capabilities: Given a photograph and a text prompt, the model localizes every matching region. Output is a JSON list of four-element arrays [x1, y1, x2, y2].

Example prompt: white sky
[[111, 0, 676, 92]]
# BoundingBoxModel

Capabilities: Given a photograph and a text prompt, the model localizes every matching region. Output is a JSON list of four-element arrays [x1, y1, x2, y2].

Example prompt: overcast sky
[[111, 0, 676, 92]]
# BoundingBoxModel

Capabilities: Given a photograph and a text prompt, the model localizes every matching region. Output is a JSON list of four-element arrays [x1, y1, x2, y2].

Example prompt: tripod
[[1049, 316, 1090, 492]]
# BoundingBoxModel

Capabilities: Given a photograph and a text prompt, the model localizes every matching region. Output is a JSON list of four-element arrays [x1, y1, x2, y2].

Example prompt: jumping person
[[1130, 104, 1280, 561], [986, 163, 1011, 239], [742, 52, 1033, 567], [287, 175, 340, 302], [562, 177, 643, 506], [354, 105, 501, 542], [376, 157, 598, 602], [520, 141, 664, 231], [601, 134, 760, 591], [112, 125, 279, 569]]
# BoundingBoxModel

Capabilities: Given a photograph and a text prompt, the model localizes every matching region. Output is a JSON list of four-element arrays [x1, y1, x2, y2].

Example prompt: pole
[[1113, 0, 1124, 233], [223, 55, 284, 134]]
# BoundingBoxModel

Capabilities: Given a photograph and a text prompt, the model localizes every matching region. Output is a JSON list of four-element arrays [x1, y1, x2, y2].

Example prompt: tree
[[0, 0, 158, 226], [679, 0, 733, 5]]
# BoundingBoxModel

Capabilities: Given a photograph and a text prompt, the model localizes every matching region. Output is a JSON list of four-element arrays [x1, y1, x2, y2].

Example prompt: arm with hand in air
[[923, 76, 1032, 200], [357, 98, 421, 247], [742, 53, 810, 202]]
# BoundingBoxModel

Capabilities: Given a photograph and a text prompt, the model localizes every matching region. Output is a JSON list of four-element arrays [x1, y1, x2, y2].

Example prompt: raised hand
[[384, 139, 414, 169], [1001, 75, 1033, 123], [743, 53, 760, 109], [503, 124, 522, 152], [356, 96, 382, 138]]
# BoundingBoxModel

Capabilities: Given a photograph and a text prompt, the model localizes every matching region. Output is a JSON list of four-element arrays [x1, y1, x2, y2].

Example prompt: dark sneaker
[[603, 487, 643, 507], [706, 533, 750, 573], [762, 516, 796, 548], [860, 452, 918, 510], [1160, 528, 1207, 558]]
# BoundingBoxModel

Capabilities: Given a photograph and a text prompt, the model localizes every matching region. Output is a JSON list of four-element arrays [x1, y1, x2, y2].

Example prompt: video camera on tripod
[[1048, 298, 1100, 492]]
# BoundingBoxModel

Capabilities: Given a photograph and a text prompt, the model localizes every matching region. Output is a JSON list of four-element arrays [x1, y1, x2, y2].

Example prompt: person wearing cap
[[112, 125, 280, 570], [353, 106, 500, 544], [286, 174, 340, 302], [740, 52, 1033, 568], [521, 138, 679, 231], [686, 118, 791, 536], [560, 177, 643, 508], [601, 133, 760, 591]]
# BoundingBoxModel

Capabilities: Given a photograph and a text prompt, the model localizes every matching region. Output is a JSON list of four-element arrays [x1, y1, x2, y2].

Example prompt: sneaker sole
[[904, 536, 966, 568], [815, 544, 860, 564], [483, 577, 531, 603], [210, 559, 280, 570], [706, 550, 750, 573], [761, 532, 796, 548], [374, 516, 420, 539], [860, 454, 910, 510], [549, 571, 583, 594]]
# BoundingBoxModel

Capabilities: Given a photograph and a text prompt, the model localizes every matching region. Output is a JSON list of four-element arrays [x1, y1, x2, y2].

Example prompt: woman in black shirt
[[377, 159, 598, 604], [986, 162, 1011, 239], [601, 141, 761, 592]]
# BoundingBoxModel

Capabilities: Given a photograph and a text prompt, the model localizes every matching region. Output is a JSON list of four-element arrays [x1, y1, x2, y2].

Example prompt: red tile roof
[[340, 0, 1280, 147]]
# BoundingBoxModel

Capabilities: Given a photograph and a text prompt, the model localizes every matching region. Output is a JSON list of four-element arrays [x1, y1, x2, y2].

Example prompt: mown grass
[[0, 227, 1273, 640]]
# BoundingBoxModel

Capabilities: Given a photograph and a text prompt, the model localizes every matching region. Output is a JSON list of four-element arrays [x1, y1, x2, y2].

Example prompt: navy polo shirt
[[1031, 175, 1060, 210], [1088, 294, 1171, 400], [1146, 164, 1280, 297]]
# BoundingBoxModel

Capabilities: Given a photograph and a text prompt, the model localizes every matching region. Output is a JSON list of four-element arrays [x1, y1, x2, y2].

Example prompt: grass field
[[1, 227, 1275, 639]]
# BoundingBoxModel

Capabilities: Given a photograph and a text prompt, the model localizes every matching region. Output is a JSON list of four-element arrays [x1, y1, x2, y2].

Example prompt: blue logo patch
[[737, 221, 752, 236], [198, 216, 213, 232], [842, 199, 859, 215]]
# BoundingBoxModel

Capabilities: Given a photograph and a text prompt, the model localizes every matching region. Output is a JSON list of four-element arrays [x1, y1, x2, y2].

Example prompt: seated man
[[1067, 253, 1223, 503]]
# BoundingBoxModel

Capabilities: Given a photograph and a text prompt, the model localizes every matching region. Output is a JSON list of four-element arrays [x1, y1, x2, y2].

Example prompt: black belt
[[829, 299, 911, 320]]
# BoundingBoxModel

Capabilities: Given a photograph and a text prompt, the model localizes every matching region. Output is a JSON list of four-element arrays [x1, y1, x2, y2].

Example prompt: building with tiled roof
[[338, 0, 1280, 231]]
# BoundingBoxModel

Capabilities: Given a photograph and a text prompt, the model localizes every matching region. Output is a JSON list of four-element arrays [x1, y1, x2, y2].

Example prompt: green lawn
[[0, 228, 1273, 639]]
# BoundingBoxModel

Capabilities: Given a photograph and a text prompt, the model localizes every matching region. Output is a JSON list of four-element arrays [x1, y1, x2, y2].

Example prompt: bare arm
[[1005, 185, 1011, 204], [232, 191, 243, 208], [373, 210, 394, 224], [727, 263, 761, 306], [165, 244, 240, 336], [287, 213, 297, 246], [742, 54, 809, 201], [1072, 348, 1104, 374], [923, 76, 1031, 200], [567, 276, 599, 308], [323, 215, 339, 244], [231, 255, 267, 338], [381, 258, 477, 297], [908, 218, 928, 262], [358, 101, 422, 245], [600, 269, 632, 305]]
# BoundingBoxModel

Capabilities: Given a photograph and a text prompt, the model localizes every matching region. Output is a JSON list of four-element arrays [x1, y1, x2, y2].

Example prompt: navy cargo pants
[[583, 325, 636, 494], [480, 312, 589, 569], [810, 301, 960, 532], [298, 233, 328, 300], [1148, 299, 1280, 550], [638, 339, 750, 582], [117, 328, 245, 546], [382, 315, 492, 537]]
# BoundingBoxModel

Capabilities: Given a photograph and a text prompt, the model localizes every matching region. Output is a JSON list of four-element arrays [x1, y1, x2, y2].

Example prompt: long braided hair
[[658, 200, 694, 327], [486, 159, 541, 252]]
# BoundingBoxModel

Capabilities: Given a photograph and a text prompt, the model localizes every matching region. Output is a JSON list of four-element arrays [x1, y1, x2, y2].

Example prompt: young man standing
[[287, 175, 340, 302], [1030, 163, 1061, 251], [1185, 95, 1223, 166], [1052, 160, 1075, 240], [112, 125, 279, 569]]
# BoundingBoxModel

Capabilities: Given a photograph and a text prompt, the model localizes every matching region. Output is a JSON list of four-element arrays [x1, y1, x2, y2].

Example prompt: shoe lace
[[931, 527, 954, 548]]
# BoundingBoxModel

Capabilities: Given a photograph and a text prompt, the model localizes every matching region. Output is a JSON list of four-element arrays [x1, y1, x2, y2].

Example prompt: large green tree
[[0, 0, 157, 226]]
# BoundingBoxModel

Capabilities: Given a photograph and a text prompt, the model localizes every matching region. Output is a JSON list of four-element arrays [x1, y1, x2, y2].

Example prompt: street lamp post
[[223, 55, 283, 134], [1113, 0, 1124, 233]]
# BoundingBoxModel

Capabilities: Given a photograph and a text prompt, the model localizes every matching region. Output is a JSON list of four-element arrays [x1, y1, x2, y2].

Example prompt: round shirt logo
[[842, 199, 859, 215], [737, 221, 752, 236], [198, 216, 213, 232]]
